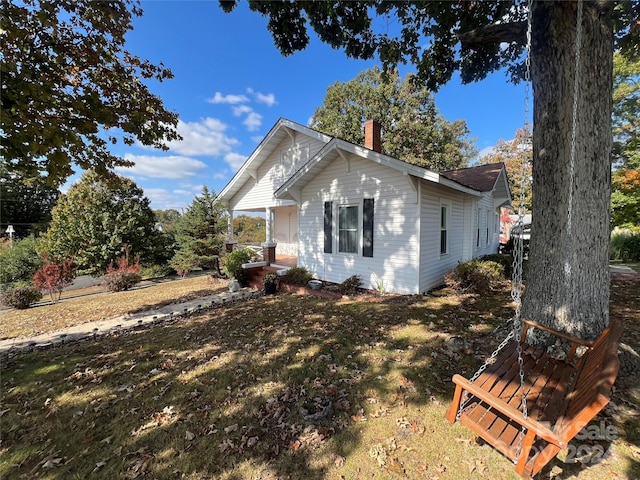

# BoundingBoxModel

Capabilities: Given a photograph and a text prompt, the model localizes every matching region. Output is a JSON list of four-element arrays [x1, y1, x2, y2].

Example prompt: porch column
[[225, 208, 237, 253], [262, 207, 277, 265]]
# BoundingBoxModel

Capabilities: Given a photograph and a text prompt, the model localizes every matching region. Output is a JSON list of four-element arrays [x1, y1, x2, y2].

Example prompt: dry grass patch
[[0, 276, 226, 340], [1, 282, 638, 479]]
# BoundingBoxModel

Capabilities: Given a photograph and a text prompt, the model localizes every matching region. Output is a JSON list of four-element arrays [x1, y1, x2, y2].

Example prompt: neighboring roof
[[440, 163, 506, 192], [217, 118, 333, 204]]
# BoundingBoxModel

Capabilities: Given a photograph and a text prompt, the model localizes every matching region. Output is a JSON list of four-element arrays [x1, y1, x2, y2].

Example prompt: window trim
[[337, 203, 359, 254], [440, 201, 451, 255]]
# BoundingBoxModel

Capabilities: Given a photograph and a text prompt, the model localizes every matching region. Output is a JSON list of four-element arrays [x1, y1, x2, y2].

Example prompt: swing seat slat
[[445, 319, 621, 478]]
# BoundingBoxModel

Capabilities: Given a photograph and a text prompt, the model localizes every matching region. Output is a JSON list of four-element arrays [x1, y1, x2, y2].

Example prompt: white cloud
[[165, 118, 239, 157], [207, 92, 249, 104], [251, 135, 265, 143], [243, 112, 262, 131], [173, 189, 193, 196], [232, 105, 253, 117], [254, 91, 276, 107], [118, 154, 207, 179], [142, 187, 190, 211], [224, 152, 248, 171], [478, 145, 496, 160], [212, 171, 227, 180]]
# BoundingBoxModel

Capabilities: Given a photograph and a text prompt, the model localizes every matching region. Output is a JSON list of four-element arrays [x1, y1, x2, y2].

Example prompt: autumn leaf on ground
[[334, 455, 345, 467]]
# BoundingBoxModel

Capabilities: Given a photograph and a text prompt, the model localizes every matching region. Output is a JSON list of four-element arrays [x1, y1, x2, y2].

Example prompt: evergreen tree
[[171, 187, 228, 274]]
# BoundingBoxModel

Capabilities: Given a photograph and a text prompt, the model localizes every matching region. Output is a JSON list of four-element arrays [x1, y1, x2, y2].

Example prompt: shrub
[[283, 266, 312, 286], [102, 271, 142, 292], [0, 236, 42, 287], [480, 254, 513, 279], [33, 257, 76, 303], [222, 248, 253, 280], [170, 250, 199, 277], [339, 274, 363, 295], [0, 286, 43, 309], [139, 264, 174, 280], [102, 253, 142, 291], [444, 260, 505, 294], [611, 228, 640, 261]]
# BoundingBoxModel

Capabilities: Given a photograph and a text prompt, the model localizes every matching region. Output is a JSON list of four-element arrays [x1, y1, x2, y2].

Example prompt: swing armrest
[[521, 319, 593, 362], [451, 374, 564, 447], [521, 319, 593, 347]]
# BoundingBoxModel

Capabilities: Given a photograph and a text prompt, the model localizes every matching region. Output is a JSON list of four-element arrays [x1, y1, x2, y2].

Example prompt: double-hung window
[[338, 205, 358, 253], [440, 204, 449, 255]]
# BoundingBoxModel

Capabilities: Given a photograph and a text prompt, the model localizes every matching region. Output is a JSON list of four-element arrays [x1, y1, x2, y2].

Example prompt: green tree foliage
[[233, 214, 266, 244], [40, 171, 164, 275], [480, 126, 533, 213], [611, 169, 640, 227], [0, 171, 59, 238], [311, 67, 476, 170], [171, 187, 228, 274], [0, 236, 42, 288], [612, 52, 640, 170], [1, 0, 180, 187]]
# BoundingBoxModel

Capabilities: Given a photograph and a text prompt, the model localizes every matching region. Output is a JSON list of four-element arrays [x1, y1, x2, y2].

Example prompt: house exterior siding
[[230, 137, 327, 211], [418, 183, 468, 292], [297, 155, 421, 294]]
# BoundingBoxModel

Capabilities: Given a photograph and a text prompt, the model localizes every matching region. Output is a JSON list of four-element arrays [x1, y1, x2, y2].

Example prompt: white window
[[440, 203, 449, 255], [485, 210, 490, 245], [338, 205, 358, 253], [476, 208, 481, 248]]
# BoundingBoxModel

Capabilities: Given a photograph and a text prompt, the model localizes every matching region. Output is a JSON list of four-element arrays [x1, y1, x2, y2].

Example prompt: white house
[[218, 118, 511, 294]]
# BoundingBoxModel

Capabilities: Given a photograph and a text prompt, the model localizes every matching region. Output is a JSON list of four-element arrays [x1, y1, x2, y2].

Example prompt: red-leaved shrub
[[33, 257, 76, 303]]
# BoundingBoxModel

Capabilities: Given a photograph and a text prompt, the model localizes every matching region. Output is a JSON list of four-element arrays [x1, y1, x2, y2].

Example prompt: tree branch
[[458, 21, 527, 50]]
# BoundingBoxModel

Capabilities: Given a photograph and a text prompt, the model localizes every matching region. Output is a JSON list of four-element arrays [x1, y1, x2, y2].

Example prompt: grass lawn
[[1, 278, 638, 479], [0, 276, 227, 340]]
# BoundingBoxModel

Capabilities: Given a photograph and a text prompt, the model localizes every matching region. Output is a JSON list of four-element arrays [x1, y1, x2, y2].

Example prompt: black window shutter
[[363, 198, 374, 257], [324, 201, 333, 253]]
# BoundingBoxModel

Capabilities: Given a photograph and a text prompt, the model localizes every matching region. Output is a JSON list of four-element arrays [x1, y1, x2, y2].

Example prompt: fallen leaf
[[334, 455, 345, 467], [42, 458, 63, 468], [224, 423, 238, 433], [92, 461, 107, 472], [185, 430, 195, 441]]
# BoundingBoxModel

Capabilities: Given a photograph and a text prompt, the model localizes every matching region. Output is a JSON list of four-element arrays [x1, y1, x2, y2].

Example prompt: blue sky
[[102, 1, 527, 212]]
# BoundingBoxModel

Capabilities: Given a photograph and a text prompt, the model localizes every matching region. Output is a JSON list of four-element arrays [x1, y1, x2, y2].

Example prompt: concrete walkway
[[0, 287, 261, 359]]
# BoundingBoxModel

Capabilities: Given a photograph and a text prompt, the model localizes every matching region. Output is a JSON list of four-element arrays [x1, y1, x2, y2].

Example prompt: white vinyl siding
[[473, 197, 499, 257], [230, 137, 326, 211], [297, 154, 420, 294], [419, 184, 466, 292]]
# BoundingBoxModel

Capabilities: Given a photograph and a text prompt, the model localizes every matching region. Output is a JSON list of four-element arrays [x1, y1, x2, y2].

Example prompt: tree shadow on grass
[[1, 283, 637, 479]]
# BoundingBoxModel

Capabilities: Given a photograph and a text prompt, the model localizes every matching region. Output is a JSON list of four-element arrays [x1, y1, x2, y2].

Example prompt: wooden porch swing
[[445, 2, 622, 478]]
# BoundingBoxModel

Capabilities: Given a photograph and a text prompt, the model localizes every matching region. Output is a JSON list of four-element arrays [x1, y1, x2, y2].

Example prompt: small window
[[485, 210, 490, 245], [338, 205, 358, 253], [440, 204, 448, 254], [476, 208, 481, 248]]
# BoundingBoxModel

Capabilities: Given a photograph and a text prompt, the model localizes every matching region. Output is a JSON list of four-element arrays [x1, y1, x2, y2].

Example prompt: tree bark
[[523, 1, 613, 341]]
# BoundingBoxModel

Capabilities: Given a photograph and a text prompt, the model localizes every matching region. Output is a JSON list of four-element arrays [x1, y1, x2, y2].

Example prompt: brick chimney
[[364, 119, 381, 153]]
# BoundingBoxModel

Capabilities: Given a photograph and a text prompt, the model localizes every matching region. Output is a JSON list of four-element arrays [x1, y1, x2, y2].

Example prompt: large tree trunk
[[523, 1, 613, 341]]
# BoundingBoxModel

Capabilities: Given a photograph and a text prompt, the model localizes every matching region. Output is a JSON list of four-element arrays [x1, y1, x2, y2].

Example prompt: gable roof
[[218, 118, 333, 204], [440, 163, 507, 192], [274, 138, 486, 200]]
